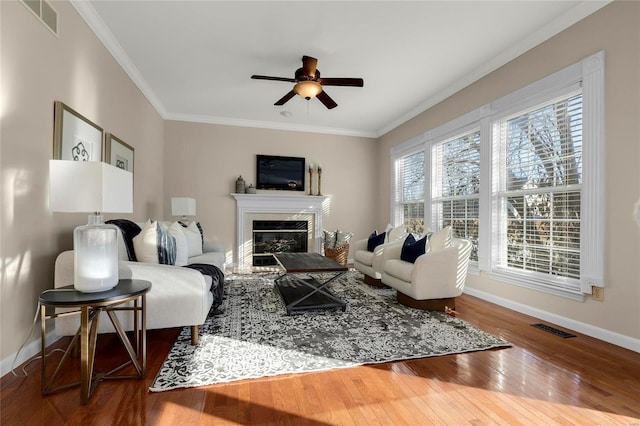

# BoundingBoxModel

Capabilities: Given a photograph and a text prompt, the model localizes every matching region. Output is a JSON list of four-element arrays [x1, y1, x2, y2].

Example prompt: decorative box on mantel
[[231, 193, 330, 270]]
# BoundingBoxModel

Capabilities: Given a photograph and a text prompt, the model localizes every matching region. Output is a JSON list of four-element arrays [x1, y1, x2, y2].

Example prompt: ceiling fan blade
[[274, 90, 296, 106], [316, 90, 338, 109], [301, 56, 318, 78], [251, 75, 296, 83], [319, 77, 364, 87]]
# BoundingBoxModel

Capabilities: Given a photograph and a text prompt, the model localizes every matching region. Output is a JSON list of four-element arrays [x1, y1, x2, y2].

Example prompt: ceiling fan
[[251, 55, 364, 109]]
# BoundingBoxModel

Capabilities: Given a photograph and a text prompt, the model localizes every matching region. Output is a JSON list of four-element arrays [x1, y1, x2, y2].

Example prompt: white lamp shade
[[49, 160, 133, 213], [171, 197, 196, 217]]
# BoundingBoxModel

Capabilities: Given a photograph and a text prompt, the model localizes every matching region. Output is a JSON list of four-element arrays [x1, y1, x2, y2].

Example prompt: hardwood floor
[[2, 291, 639, 425]]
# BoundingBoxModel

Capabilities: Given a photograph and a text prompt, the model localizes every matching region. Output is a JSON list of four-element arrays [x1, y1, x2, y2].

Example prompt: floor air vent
[[531, 323, 576, 338]]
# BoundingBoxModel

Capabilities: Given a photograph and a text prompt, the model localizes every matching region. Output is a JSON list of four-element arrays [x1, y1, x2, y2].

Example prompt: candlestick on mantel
[[317, 168, 322, 196], [308, 163, 314, 195]]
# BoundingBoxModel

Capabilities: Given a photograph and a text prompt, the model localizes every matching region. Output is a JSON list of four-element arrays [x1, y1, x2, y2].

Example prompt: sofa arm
[[353, 238, 368, 252], [54, 250, 75, 288], [55, 250, 211, 304], [411, 246, 462, 299]]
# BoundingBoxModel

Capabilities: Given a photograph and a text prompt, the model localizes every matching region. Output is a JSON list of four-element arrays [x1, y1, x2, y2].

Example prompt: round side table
[[39, 279, 151, 404]]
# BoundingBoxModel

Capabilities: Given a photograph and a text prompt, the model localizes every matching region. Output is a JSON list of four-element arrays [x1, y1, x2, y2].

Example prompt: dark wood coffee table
[[273, 252, 348, 315]]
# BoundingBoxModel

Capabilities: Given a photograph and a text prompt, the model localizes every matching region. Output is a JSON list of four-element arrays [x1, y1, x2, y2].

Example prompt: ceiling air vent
[[20, 0, 58, 36]]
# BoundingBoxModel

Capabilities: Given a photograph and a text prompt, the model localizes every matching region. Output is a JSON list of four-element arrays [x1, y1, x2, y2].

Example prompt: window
[[391, 51, 604, 300], [432, 131, 481, 261], [399, 150, 425, 234], [492, 94, 583, 290], [392, 149, 425, 234]]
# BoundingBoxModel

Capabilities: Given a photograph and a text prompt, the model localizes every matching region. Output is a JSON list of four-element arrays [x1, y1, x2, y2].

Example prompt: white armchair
[[380, 235, 472, 311], [353, 226, 407, 286]]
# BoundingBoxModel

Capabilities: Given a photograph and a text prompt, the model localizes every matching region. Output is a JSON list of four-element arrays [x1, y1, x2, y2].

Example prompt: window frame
[[431, 128, 482, 264], [390, 51, 605, 300], [390, 135, 427, 232], [490, 91, 584, 296], [486, 51, 604, 300]]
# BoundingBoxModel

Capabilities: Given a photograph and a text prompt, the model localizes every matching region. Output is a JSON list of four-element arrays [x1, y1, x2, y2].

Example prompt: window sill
[[488, 269, 584, 301]]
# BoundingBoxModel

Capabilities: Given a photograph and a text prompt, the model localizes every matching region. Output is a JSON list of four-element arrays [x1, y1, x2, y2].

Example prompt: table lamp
[[49, 160, 133, 292], [171, 197, 196, 220]]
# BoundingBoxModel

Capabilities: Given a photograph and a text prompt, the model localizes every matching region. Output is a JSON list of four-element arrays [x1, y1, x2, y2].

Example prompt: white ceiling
[[72, 1, 610, 138]]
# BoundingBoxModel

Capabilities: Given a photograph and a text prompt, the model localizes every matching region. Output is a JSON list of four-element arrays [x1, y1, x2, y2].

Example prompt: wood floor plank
[[335, 368, 391, 425], [2, 291, 640, 425]]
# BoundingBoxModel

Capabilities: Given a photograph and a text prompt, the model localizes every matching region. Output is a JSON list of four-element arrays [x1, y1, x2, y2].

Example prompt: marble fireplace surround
[[232, 193, 329, 270]]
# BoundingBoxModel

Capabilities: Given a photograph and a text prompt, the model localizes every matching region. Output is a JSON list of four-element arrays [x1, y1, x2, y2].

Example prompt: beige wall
[[378, 1, 640, 341], [163, 121, 379, 266], [0, 1, 164, 363]]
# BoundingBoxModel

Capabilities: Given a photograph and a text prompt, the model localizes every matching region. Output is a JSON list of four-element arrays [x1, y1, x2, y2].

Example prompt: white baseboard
[[464, 287, 640, 353], [1, 330, 59, 379]]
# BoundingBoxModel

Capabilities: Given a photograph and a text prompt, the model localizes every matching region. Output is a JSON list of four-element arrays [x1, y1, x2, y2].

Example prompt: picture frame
[[53, 101, 103, 161], [105, 133, 134, 173]]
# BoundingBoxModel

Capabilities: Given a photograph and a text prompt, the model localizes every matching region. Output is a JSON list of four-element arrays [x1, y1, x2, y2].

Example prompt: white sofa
[[54, 221, 225, 345], [380, 230, 472, 311]]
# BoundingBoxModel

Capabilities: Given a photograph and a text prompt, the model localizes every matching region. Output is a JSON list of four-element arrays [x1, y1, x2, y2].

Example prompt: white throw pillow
[[167, 222, 189, 266], [323, 229, 337, 248], [183, 221, 203, 257], [335, 229, 353, 248], [133, 220, 176, 265]]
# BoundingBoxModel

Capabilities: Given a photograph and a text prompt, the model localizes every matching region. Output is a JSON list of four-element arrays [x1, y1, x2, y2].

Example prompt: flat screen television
[[256, 155, 305, 191]]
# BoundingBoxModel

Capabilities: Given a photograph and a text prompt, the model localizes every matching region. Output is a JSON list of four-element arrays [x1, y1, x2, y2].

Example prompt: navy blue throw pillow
[[400, 234, 415, 257], [401, 234, 428, 263], [367, 231, 386, 252]]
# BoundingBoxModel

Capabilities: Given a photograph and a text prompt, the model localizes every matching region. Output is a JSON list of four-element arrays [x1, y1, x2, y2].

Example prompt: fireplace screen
[[253, 220, 308, 266]]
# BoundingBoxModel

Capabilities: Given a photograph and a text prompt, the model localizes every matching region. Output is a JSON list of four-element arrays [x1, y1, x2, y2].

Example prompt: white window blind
[[432, 131, 481, 261], [395, 150, 425, 234], [492, 93, 583, 293], [391, 51, 603, 299]]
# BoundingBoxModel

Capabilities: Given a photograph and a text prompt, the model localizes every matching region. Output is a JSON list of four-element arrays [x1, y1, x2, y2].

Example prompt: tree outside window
[[432, 131, 481, 261], [399, 151, 425, 234], [500, 94, 582, 279]]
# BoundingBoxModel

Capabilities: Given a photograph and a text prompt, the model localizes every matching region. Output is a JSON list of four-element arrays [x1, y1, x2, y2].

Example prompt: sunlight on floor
[[384, 354, 636, 424]]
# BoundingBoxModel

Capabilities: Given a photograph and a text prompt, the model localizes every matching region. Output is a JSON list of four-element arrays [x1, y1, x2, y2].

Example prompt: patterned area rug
[[149, 271, 510, 392]]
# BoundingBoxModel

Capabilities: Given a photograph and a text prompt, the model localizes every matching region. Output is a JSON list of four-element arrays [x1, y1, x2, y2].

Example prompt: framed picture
[[105, 133, 134, 173], [53, 101, 103, 161]]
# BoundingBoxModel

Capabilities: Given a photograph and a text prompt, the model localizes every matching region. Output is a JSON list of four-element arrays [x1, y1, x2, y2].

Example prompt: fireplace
[[252, 220, 308, 266], [232, 193, 329, 270]]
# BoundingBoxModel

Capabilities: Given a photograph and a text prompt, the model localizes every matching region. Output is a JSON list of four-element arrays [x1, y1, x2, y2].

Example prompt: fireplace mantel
[[232, 193, 329, 269]]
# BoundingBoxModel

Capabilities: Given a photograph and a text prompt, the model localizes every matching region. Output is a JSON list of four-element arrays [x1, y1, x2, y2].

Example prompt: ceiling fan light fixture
[[252, 56, 362, 109], [293, 81, 322, 100]]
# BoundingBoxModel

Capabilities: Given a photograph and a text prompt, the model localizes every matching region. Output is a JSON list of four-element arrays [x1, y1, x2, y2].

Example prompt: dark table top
[[274, 252, 348, 273], [39, 279, 151, 307]]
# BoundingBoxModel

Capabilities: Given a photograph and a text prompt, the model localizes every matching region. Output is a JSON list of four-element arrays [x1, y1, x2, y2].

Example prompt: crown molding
[[164, 113, 378, 139]]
